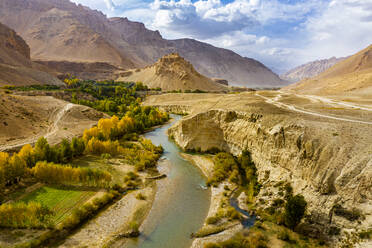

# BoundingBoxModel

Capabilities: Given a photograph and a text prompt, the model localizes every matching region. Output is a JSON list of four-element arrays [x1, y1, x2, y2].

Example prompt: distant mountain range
[[281, 57, 346, 83], [284, 44, 372, 96], [0, 0, 286, 88]]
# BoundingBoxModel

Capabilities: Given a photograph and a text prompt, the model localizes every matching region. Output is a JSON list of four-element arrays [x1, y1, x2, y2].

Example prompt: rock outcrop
[[213, 79, 229, 86], [118, 53, 228, 92], [168, 109, 372, 238]]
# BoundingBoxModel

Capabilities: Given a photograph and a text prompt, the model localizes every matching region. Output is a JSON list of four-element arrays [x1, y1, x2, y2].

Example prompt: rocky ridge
[[282, 57, 345, 83], [167, 108, 371, 242], [118, 53, 227, 92]]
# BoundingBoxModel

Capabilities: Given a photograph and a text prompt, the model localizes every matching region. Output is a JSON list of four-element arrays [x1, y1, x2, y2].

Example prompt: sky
[[70, 0, 372, 73]]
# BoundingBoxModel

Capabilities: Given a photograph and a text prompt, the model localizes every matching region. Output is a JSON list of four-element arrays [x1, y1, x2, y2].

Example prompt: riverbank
[[58, 180, 157, 248], [180, 153, 243, 247]]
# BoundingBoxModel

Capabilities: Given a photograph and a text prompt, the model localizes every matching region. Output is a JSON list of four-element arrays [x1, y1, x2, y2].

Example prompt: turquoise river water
[[126, 115, 211, 248]]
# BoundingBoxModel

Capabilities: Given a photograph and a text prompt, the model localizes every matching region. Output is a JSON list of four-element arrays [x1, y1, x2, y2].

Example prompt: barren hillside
[[0, 22, 62, 86], [282, 57, 345, 82], [118, 53, 227, 92], [284, 44, 372, 97], [0, 91, 106, 151], [0, 0, 285, 87]]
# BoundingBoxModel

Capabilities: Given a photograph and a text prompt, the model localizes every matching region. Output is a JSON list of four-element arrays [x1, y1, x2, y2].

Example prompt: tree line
[[0, 202, 53, 228], [31, 162, 111, 187]]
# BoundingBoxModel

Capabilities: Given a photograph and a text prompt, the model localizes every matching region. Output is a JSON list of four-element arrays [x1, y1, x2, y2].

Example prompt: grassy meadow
[[20, 186, 97, 224]]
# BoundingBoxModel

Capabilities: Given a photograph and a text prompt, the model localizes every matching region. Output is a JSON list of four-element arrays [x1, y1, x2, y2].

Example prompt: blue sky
[[71, 0, 372, 73]]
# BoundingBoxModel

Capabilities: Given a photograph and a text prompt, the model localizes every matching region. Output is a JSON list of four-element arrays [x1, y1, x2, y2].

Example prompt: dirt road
[[255, 91, 372, 125], [0, 102, 85, 151]]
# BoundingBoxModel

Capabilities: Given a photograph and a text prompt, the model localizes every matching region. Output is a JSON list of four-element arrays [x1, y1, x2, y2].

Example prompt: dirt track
[[0, 95, 105, 152], [256, 91, 372, 125]]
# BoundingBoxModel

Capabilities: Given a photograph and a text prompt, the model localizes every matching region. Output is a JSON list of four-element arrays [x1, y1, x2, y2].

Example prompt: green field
[[20, 186, 96, 224]]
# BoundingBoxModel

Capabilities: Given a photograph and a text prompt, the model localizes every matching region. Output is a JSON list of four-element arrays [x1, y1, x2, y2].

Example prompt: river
[[126, 115, 211, 248]]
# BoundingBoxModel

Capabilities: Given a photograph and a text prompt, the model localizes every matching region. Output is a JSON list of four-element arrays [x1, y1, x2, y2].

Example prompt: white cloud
[[104, 0, 116, 11], [301, 0, 372, 62]]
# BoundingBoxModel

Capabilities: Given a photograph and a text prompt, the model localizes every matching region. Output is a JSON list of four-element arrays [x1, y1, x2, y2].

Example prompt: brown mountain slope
[[0, 22, 62, 86], [0, 0, 285, 88], [0, 1, 134, 68], [284, 44, 372, 96], [281, 57, 345, 83], [118, 53, 227, 92]]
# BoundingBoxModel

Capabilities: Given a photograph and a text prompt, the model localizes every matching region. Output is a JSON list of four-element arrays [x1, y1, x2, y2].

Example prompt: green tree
[[284, 194, 307, 230], [71, 137, 85, 157], [60, 139, 73, 163], [34, 137, 49, 161]]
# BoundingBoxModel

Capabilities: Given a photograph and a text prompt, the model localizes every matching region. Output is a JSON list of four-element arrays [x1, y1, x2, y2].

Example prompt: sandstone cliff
[[149, 93, 372, 242]]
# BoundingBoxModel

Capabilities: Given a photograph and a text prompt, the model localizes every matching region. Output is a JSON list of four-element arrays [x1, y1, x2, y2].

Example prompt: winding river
[[126, 115, 211, 248]]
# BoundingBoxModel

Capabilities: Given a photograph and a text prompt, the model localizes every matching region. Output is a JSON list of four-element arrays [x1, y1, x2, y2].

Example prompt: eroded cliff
[[168, 108, 372, 239]]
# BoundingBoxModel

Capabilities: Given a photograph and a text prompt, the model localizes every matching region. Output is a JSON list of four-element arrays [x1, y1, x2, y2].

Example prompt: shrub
[[333, 204, 362, 221], [272, 198, 285, 207], [359, 229, 372, 239], [328, 226, 341, 236], [136, 193, 146, 200], [206, 216, 220, 225], [277, 230, 290, 241], [284, 195, 307, 230]]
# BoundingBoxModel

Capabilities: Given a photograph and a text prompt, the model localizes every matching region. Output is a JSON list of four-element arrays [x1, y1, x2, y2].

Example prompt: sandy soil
[[0, 93, 106, 151], [144, 91, 372, 124]]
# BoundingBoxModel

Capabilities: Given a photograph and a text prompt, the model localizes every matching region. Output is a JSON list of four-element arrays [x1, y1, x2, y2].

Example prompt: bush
[[333, 204, 362, 221], [193, 226, 226, 238], [206, 231, 268, 248], [206, 216, 220, 225], [284, 195, 307, 230], [277, 230, 290, 241], [272, 198, 285, 207], [136, 193, 146, 200], [358, 229, 372, 239]]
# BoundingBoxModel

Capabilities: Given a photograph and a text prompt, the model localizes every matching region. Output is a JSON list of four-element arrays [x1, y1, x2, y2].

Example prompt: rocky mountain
[[0, 22, 62, 86], [284, 44, 372, 96], [118, 53, 227, 92], [0, 0, 285, 88], [282, 57, 345, 83]]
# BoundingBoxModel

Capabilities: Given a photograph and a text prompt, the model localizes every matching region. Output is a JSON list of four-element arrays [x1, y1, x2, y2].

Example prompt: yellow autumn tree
[[18, 144, 34, 168], [0, 152, 9, 167], [117, 116, 135, 135], [83, 126, 100, 143], [98, 118, 115, 139]]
